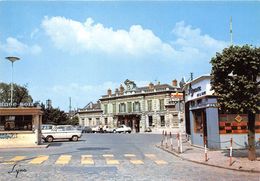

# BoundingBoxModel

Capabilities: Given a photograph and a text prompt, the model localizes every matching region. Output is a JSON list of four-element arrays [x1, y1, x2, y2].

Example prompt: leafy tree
[[41, 104, 78, 125], [211, 45, 260, 160], [0, 83, 33, 105]]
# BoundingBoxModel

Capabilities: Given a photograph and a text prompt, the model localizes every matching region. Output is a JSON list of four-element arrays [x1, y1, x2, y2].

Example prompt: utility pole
[[69, 97, 72, 118], [230, 16, 233, 45]]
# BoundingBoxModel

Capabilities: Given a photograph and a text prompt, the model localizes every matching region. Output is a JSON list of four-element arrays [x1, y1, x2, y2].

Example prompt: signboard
[[0, 102, 34, 108]]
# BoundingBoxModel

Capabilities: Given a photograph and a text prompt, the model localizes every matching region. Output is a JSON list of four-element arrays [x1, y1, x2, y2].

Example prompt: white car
[[42, 125, 82, 142], [115, 125, 131, 133]]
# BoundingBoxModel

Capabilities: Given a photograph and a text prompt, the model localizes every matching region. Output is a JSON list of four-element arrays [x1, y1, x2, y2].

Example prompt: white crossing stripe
[[29, 155, 49, 164], [145, 153, 168, 165], [81, 155, 94, 165], [103, 154, 119, 165], [124, 153, 143, 165], [3, 156, 26, 164], [55, 155, 71, 165]]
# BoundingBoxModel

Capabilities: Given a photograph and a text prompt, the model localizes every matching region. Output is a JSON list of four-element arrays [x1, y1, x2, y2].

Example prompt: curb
[[0, 144, 49, 149], [156, 145, 260, 174]]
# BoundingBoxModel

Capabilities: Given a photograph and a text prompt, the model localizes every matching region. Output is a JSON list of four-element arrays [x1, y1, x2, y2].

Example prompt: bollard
[[204, 138, 208, 162], [161, 130, 164, 146], [170, 132, 173, 151], [229, 138, 233, 166], [177, 133, 180, 153], [165, 131, 168, 148], [180, 132, 183, 153]]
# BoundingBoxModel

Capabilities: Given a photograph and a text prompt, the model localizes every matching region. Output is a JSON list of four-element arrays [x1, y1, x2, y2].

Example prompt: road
[[0, 133, 259, 181]]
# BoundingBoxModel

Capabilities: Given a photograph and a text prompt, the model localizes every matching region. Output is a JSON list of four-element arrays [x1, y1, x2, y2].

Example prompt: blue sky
[[0, 1, 259, 111]]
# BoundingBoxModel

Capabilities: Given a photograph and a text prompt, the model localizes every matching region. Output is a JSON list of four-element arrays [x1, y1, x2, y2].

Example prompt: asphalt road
[[0, 133, 259, 181]]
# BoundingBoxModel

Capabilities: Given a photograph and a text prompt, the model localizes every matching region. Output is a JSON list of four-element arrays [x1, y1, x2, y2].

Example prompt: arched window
[[133, 102, 141, 112], [119, 103, 126, 113]]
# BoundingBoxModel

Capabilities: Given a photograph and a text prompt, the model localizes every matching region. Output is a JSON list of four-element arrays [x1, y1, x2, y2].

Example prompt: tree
[[211, 45, 260, 160], [0, 83, 33, 104]]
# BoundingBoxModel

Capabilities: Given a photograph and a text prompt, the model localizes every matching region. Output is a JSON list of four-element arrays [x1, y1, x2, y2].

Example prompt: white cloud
[[41, 16, 174, 57], [171, 21, 228, 61], [41, 16, 228, 63], [0, 37, 42, 55]]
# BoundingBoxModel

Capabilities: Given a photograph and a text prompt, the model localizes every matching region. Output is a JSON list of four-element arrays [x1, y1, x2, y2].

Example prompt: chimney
[[172, 79, 178, 87], [107, 88, 112, 96], [119, 84, 124, 95], [115, 88, 119, 95], [149, 82, 154, 90]]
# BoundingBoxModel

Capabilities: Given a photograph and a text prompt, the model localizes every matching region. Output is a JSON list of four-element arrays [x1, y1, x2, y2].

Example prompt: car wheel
[[113, 130, 116, 133], [46, 136, 53, 143], [128, 131, 131, 133], [71, 135, 78, 141]]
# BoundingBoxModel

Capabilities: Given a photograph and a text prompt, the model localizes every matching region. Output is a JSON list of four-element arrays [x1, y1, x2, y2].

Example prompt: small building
[[77, 101, 103, 127], [183, 75, 260, 149], [0, 107, 43, 148]]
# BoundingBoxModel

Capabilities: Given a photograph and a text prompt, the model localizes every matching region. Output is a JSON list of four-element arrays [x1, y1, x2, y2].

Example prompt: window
[[147, 100, 152, 111], [105, 118, 108, 125], [113, 103, 116, 114], [119, 103, 126, 113], [104, 104, 108, 114], [160, 116, 165, 127], [149, 116, 153, 127], [133, 102, 141, 112], [127, 102, 132, 113], [0, 115, 33, 131], [159, 99, 165, 111]]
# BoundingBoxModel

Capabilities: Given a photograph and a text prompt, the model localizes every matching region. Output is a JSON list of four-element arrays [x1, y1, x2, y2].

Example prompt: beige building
[[78, 79, 184, 133]]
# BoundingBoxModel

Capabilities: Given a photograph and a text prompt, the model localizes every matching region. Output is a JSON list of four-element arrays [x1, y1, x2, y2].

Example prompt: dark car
[[82, 126, 92, 133]]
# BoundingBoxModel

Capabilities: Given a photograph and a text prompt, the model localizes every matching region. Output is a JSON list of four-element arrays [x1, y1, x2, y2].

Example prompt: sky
[[0, 1, 259, 111]]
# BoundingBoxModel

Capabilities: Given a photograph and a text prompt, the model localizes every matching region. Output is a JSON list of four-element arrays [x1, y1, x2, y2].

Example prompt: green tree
[[0, 83, 33, 105], [211, 45, 260, 160]]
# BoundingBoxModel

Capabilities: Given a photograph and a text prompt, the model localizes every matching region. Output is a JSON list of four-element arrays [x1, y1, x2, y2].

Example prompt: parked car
[[115, 125, 131, 133], [144, 127, 152, 132], [82, 126, 92, 133], [74, 125, 92, 133], [102, 125, 115, 133], [42, 125, 82, 142], [41, 124, 55, 133], [91, 126, 100, 133]]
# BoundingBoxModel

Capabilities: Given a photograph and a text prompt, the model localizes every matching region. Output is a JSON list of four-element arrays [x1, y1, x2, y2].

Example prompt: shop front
[[184, 75, 260, 149], [0, 107, 43, 148]]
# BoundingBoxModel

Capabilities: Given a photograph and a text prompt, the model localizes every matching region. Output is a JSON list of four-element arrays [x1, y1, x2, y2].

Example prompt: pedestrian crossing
[[0, 153, 168, 166]]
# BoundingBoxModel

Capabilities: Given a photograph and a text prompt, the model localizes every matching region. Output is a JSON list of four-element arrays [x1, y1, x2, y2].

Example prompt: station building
[[78, 79, 185, 133]]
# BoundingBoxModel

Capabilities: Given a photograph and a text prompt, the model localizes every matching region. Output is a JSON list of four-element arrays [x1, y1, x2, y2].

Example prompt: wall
[[0, 132, 37, 147]]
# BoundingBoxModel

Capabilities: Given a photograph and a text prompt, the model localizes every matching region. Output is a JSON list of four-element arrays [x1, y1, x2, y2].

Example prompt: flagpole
[[230, 16, 233, 45]]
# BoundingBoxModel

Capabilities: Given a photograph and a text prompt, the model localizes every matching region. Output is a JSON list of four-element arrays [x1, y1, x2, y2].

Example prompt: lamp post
[[5, 56, 20, 107]]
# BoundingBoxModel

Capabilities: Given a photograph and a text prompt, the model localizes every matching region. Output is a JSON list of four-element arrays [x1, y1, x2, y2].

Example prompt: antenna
[[230, 16, 233, 45], [69, 97, 72, 116], [190, 72, 193, 81]]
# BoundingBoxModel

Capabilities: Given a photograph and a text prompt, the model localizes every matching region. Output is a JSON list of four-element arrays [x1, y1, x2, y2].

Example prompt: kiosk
[[0, 107, 43, 148]]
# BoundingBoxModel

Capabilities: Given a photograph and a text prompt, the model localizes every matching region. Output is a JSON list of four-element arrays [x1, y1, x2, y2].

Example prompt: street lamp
[[5, 56, 20, 107]]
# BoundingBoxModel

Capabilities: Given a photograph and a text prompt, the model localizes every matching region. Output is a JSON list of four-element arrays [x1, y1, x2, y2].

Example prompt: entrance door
[[202, 109, 207, 146]]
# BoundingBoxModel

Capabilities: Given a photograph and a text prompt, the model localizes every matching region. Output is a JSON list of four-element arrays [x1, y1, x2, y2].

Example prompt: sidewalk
[[157, 137, 260, 173]]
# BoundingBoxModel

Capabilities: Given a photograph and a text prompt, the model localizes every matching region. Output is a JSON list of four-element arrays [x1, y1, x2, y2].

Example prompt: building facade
[[78, 79, 184, 133], [77, 102, 103, 127]]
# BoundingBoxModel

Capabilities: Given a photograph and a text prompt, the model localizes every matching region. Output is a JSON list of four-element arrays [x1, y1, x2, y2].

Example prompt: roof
[[78, 101, 102, 113], [183, 74, 212, 90], [100, 83, 180, 100]]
